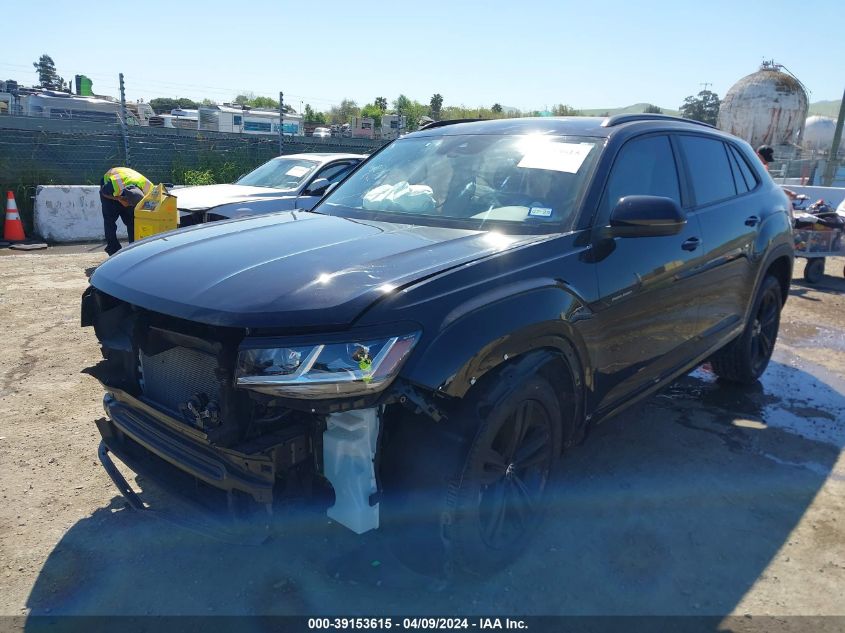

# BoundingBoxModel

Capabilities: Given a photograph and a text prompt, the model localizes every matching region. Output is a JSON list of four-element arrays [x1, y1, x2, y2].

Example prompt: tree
[[150, 97, 199, 114], [644, 104, 663, 114], [430, 93, 443, 119], [234, 93, 294, 112], [392, 95, 429, 131], [551, 104, 580, 116], [303, 103, 327, 124], [491, 103, 503, 114], [679, 90, 720, 125], [33, 54, 66, 91], [374, 96, 388, 112], [360, 103, 383, 126]]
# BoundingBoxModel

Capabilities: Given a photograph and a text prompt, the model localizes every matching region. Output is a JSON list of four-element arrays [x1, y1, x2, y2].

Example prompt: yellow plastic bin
[[134, 184, 178, 241]]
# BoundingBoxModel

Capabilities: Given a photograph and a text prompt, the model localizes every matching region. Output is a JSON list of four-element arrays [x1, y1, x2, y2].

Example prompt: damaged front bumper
[[98, 389, 277, 507]]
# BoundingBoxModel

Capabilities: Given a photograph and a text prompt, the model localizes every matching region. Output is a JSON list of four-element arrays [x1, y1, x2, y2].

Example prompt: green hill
[[808, 100, 842, 118], [579, 103, 680, 117]]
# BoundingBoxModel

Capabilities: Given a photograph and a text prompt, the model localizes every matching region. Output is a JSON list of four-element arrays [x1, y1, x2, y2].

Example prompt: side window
[[315, 161, 355, 186], [729, 145, 759, 192], [602, 135, 680, 216], [678, 136, 737, 206], [727, 148, 749, 194]]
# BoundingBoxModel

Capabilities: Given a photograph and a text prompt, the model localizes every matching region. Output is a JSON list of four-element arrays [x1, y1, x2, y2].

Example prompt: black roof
[[407, 115, 725, 139]]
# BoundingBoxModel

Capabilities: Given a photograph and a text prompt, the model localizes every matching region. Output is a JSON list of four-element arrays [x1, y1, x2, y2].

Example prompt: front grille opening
[[139, 346, 221, 417]]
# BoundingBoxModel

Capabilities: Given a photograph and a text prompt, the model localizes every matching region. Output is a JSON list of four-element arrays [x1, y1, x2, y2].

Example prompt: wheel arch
[[762, 250, 793, 306]]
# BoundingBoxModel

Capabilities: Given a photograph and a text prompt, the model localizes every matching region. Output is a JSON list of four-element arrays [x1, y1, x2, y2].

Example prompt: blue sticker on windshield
[[528, 207, 553, 218]]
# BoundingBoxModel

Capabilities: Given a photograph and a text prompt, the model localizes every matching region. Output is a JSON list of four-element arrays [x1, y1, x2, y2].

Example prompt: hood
[[90, 212, 533, 330], [174, 184, 298, 211]]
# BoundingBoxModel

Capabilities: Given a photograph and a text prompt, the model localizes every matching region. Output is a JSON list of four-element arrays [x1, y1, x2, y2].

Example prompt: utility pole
[[822, 85, 845, 187], [279, 91, 284, 155], [118, 73, 131, 166]]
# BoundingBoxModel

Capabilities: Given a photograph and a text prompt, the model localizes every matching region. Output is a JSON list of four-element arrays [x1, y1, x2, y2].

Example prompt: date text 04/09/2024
[[307, 618, 528, 630]]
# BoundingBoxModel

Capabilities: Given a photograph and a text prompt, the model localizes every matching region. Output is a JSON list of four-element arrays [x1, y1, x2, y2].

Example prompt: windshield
[[235, 157, 319, 190], [320, 134, 602, 233]]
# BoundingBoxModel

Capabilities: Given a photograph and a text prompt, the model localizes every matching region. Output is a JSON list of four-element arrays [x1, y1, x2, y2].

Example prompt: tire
[[381, 370, 562, 576], [804, 258, 825, 284], [710, 275, 782, 384]]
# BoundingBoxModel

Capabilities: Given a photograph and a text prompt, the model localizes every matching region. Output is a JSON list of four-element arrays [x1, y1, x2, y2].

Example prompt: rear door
[[590, 134, 704, 412], [675, 135, 760, 344]]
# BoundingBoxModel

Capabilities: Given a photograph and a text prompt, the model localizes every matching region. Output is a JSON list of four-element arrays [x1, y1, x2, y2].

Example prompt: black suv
[[82, 115, 793, 574]]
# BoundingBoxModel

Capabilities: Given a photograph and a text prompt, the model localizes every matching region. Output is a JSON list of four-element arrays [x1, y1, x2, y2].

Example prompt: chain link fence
[[0, 115, 386, 235]]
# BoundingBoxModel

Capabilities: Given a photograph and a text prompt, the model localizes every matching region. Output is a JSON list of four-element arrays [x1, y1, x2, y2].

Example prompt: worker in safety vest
[[99, 167, 152, 255]]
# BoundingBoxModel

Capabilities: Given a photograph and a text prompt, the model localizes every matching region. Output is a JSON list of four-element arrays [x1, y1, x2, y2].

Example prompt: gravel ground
[[0, 250, 843, 619]]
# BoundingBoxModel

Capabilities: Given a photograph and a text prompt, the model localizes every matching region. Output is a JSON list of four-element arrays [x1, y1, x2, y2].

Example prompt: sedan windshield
[[320, 134, 602, 233], [236, 157, 319, 190]]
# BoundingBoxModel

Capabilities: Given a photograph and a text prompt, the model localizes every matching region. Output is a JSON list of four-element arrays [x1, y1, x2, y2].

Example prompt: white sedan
[[176, 153, 366, 223]]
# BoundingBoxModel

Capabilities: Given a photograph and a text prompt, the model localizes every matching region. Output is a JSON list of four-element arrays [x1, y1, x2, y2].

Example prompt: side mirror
[[303, 178, 330, 197], [605, 195, 686, 237]]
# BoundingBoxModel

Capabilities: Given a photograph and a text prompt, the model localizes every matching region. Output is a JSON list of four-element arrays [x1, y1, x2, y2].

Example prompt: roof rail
[[602, 113, 715, 129], [418, 118, 484, 131]]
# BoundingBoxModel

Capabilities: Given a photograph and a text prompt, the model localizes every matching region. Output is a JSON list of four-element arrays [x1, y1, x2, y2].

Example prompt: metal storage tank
[[717, 61, 809, 150], [802, 115, 837, 151]]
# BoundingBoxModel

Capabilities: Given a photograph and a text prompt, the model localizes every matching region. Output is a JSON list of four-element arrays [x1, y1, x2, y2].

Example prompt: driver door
[[589, 134, 704, 413]]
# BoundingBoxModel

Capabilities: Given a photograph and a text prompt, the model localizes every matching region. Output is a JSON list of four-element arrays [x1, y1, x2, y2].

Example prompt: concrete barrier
[[34, 185, 126, 242]]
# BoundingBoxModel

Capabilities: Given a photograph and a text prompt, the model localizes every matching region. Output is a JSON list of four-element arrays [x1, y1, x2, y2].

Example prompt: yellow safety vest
[[104, 167, 153, 196]]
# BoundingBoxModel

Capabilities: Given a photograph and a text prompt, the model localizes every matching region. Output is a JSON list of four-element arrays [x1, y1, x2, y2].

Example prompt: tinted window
[[727, 149, 749, 194], [603, 135, 680, 214], [729, 145, 759, 191], [316, 161, 356, 186], [679, 136, 736, 206]]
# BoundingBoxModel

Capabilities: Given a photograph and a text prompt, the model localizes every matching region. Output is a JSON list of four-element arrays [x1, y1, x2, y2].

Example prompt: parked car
[[82, 115, 793, 575], [176, 153, 365, 223], [313, 127, 331, 138]]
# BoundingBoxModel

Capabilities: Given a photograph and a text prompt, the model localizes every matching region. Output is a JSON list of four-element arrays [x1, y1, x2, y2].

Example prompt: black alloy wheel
[[477, 399, 554, 550], [710, 274, 782, 384], [750, 283, 780, 377]]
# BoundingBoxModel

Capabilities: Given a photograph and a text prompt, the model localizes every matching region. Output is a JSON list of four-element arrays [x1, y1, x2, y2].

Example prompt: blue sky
[[2, 0, 842, 112]]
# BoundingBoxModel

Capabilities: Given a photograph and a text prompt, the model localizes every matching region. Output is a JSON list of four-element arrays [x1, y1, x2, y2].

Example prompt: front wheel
[[381, 371, 562, 576], [710, 275, 782, 383]]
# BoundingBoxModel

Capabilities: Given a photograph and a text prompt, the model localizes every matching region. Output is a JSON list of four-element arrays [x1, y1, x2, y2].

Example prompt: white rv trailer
[[198, 104, 302, 136], [21, 91, 137, 124]]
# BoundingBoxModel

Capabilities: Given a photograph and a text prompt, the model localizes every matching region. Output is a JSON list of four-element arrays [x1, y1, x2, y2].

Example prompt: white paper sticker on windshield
[[517, 142, 593, 173], [286, 165, 310, 177], [528, 206, 553, 217]]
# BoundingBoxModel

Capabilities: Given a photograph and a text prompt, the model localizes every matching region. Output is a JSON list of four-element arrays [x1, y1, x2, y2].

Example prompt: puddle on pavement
[[781, 320, 845, 353], [654, 348, 845, 475]]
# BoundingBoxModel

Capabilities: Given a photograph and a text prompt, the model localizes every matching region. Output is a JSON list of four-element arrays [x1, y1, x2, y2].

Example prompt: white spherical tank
[[717, 62, 809, 149], [802, 115, 837, 151]]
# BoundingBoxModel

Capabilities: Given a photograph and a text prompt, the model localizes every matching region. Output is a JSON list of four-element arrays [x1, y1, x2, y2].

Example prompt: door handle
[[681, 237, 700, 252], [745, 215, 760, 227]]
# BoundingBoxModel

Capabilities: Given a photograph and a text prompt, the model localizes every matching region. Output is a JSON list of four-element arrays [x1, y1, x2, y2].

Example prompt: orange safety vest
[[104, 167, 152, 196]]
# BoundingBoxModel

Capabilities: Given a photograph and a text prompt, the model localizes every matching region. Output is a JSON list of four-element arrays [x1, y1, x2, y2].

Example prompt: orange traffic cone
[[4, 191, 26, 242]]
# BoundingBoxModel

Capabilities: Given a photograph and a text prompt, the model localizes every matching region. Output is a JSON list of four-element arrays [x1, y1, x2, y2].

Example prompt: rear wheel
[[710, 275, 782, 384], [804, 258, 825, 284], [381, 370, 562, 576]]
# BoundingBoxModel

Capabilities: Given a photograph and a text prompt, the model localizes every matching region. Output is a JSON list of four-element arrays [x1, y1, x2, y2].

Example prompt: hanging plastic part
[[395, 382, 447, 422], [323, 408, 380, 534]]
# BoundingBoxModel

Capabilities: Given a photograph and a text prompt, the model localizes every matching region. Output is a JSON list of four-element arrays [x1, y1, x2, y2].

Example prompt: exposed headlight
[[235, 333, 419, 399]]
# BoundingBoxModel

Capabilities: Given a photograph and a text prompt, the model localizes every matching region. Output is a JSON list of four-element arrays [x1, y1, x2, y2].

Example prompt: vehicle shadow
[[24, 355, 845, 618]]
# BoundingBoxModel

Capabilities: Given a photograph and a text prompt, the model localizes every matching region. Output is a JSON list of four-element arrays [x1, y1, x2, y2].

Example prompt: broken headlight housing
[[235, 333, 419, 399]]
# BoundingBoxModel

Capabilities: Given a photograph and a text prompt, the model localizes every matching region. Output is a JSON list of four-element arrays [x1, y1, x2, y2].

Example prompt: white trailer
[[199, 104, 302, 135]]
